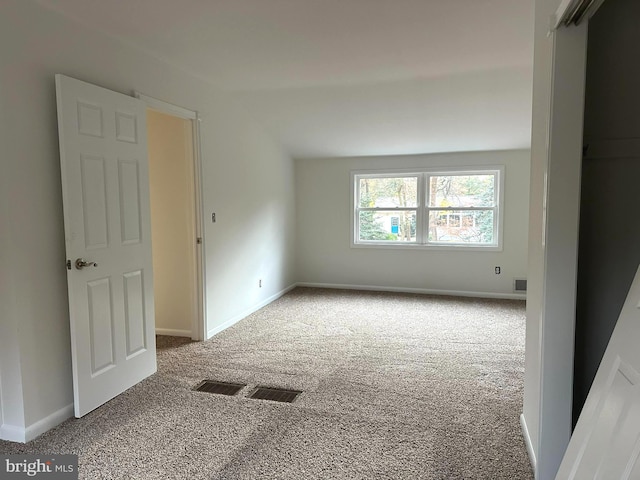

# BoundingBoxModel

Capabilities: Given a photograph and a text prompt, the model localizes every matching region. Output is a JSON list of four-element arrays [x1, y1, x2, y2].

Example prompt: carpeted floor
[[0, 288, 534, 479]]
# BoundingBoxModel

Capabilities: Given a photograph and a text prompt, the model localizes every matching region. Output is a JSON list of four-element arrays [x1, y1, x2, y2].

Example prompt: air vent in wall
[[514, 278, 528, 292]]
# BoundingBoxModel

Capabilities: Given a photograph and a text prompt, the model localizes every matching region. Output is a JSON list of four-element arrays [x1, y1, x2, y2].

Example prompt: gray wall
[[295, 150, 530, 297], [574, 0, 640, 425]]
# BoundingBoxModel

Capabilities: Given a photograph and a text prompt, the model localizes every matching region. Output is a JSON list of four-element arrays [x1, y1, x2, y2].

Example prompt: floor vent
[[248, 387, 302, 403], [193, 380, 245, 396]]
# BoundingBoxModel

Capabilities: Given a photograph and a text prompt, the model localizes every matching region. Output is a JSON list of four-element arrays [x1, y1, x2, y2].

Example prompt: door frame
[[533, 0, 608, 478], [135, 93, 206, 341], [535, 21, 588, 479]]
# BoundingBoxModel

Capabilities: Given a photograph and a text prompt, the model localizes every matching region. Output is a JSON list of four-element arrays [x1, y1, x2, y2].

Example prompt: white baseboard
[[0, 423, 26, 443], [295, 282, 527, 300], [155, 328, 192, 338], [206, 283, 297, 339], [25, 404, 74, 442], [1, 403, 73, 443], [520, 413, 537, 473]]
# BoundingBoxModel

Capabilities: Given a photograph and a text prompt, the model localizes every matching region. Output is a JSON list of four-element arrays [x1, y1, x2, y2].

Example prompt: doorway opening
[[138, 94, 206, 341], [573, 0, 640, 426]]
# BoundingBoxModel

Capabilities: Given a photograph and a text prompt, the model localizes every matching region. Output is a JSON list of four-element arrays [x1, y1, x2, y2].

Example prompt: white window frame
[[351, 166, 505, 251]]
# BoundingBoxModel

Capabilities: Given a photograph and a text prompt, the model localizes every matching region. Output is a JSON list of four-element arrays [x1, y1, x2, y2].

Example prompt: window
[[353, 167, 503, 249]]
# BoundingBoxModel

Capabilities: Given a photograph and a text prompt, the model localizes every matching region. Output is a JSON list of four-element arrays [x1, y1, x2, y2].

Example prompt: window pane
[[359, 177, 417, 208], [428, 174, 495, 208], [428, 210, 494, 244], [359, 210, 416, 242]]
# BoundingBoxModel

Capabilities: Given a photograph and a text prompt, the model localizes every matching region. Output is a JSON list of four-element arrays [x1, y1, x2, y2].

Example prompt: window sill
[[351, 242, 503, 252]]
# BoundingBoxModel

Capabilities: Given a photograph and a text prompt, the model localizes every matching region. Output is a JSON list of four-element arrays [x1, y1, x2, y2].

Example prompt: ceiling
[[37, 0, 535, 159]]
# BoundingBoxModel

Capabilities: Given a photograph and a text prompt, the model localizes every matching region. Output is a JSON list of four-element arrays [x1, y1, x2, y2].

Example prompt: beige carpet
[[0, 288, 534, 479]]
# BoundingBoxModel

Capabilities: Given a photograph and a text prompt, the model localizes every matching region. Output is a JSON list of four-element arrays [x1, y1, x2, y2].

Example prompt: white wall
[[0, 241, 26, 441], [0, 53, 27, 439], [0, 0, 296, 441], [296, 150, 530, 297]]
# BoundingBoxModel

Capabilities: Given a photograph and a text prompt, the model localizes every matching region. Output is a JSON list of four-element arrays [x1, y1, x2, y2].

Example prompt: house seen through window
[[353, 167, 503, 248]]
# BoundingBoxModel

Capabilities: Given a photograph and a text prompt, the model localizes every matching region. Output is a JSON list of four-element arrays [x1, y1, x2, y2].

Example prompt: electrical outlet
[[495, 266, 501, 275]]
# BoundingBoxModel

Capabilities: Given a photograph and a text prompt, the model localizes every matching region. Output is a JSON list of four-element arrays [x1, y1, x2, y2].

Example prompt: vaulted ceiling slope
[[36, 0, 535, 158]]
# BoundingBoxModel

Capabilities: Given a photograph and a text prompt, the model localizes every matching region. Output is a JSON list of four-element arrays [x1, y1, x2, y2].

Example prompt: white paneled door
[[55, 75, 156, 417], [556, 264, 640, 479]]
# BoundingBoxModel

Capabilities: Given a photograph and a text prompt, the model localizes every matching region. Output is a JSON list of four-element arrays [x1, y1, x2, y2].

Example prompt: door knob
[[75, 258, 98, 270]]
